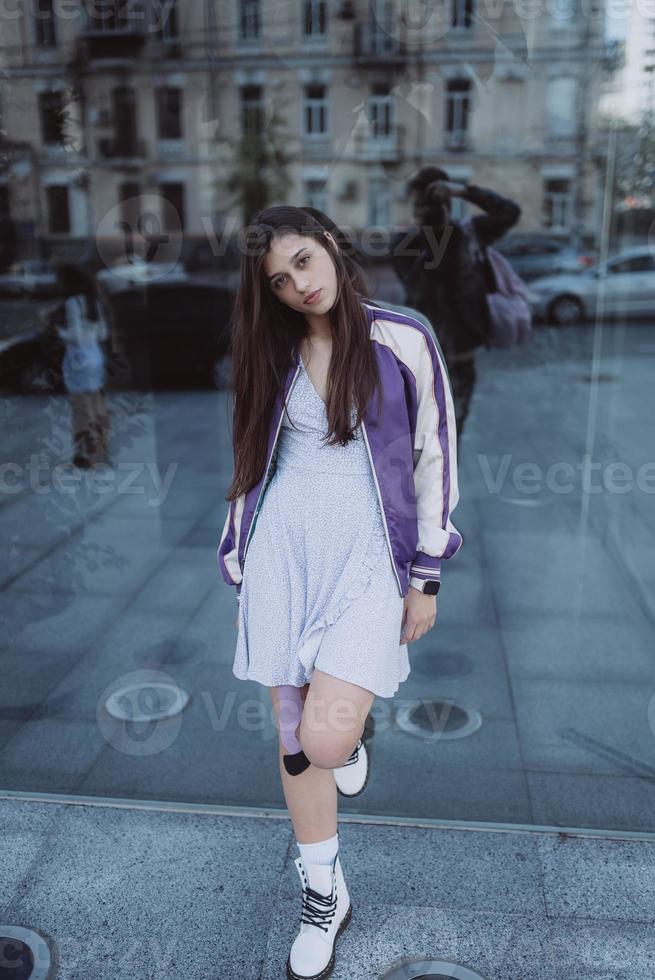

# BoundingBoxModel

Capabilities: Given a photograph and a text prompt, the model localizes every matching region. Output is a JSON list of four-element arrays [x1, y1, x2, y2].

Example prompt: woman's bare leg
[[270, 670, 375, 844], [270, 683, 338, 843]]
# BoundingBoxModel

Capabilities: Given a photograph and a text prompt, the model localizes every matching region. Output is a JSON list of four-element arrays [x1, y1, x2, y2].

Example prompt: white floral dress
[[232, 356, 409, 698]]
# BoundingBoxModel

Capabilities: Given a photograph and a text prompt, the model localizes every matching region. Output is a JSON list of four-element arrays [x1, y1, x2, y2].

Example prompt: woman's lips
[[303, 289, 321, 305]]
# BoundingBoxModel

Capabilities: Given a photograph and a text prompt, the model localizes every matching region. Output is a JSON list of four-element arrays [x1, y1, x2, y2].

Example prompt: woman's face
[[263, 232, 338, 317]]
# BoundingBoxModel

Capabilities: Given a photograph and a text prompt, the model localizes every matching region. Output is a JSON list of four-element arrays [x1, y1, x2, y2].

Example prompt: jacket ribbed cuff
[[409, 554, 442, 581]]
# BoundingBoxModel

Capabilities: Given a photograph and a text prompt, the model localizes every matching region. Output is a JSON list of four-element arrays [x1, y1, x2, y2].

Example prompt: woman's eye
[[273, 254, 310, 289]]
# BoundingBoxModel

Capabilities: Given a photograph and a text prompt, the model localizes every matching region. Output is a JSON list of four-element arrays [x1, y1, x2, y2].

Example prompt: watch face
[[423, 580, 440, 595]]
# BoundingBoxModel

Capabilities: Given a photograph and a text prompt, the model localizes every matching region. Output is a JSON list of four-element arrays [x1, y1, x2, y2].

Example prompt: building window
[[449, 188, 467, 220], [543, 178, 572, 230], [445, 78, 470, 146], [160, 182, 185, 231], [368, 178, 391, 227], [369, 0, 394, 53], [119, 181, 141, 233], [550, 0, 577, 29], [303, 178, 328, 212], [46, 185, 70, 233], [241, 85, 265, 137], [39, 90, 65, 145], [303, 0, 327, 37], [154, 0, 178, 40], [34, 0, 57, 47], [156, 87, 183, 139], [303, 84, 328, 136], [238, 0, 260, 40], [546, 78, 576, 137], [452, 0, 474, 28], [368, 82, 393, 137], [112, 85, 138, 156]]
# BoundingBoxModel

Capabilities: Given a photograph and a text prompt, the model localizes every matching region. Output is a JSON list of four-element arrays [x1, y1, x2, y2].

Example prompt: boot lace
[[342, 739, 362, 767], [300, 875, 338, 932]]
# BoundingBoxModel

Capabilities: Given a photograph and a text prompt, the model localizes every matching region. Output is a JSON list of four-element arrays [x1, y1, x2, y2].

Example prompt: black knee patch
[[283, 750, 311, 776]]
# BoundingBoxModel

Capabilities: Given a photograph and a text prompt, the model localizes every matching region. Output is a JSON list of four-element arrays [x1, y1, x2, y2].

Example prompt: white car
[[96, 259, 189, 292], [526, 247, 655, 325], [0, 259, 60, 298]]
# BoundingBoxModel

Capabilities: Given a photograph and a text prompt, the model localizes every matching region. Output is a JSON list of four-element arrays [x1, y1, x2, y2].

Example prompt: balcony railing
[[78, 1, 147, 59], [354, 125, 402, 162], [444, 130, 470, 152], [151, 37, 182, 58], [97, 137, 147, 161], [80, 0, 146, 34], [156, 139, 186, 160], [301, 134, 331, 159], [353, 23, 405, 63]]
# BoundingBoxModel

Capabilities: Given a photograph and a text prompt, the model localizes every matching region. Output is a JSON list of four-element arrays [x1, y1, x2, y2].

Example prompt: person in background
[[54, 263, 110, 469], [392, 167, 521, 437]]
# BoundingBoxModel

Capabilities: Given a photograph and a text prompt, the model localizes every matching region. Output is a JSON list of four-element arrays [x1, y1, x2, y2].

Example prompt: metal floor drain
[[104, 681, 189, 721], [396, 699, 482, 741], [380, 960, 486, 979], [0, 926, 54, 979]]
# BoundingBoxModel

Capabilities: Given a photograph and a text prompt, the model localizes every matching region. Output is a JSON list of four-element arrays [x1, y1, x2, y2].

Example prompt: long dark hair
[[225, 205, 382, 502], [55, 262, 99, 321], [300, 206, 372, 296]]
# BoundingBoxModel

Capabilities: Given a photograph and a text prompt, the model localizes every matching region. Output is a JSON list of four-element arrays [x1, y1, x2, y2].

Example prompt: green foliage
[[221, 108, 294, 225]]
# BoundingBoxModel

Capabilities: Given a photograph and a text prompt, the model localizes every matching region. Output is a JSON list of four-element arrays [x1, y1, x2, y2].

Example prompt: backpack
[[460, 215, 533, 349]]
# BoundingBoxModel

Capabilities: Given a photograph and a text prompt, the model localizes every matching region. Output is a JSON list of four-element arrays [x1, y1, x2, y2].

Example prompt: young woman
[[54, 263, 110, 468], [218, 206, 462, 980]]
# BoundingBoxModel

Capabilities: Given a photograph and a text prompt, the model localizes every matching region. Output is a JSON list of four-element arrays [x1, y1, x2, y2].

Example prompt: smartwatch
[[410, 577, 440, 595]]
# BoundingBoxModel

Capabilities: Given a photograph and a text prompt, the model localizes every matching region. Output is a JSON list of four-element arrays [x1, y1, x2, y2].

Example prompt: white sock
[[297, 832, 339, 867]]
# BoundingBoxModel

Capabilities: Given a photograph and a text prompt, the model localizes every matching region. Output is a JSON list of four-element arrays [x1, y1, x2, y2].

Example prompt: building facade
[[0, 0, 619, 258]]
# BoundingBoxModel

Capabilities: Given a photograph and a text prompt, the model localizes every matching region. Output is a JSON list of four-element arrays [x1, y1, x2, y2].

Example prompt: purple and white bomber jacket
[[217, 301, 463, 601]]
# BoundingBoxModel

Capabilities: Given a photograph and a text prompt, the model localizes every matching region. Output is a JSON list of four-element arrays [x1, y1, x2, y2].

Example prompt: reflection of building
[[602, 6, 655, 121], [0, 0, 617, 254]]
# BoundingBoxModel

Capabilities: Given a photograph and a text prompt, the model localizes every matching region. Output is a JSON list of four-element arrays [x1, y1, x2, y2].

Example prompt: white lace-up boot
[[286, 852, 352, 980], [332, 738, 370, 797]]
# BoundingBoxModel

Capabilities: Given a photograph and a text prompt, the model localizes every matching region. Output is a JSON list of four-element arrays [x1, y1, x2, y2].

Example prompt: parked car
[[96, 259, 189, 292], [104, 279, 234, 389], [0, 278, 235, 393], [494, 234, 597, 281], [0, 323, 64, 393], [526, 248, 655, 325], [0, 259, 62, 298]]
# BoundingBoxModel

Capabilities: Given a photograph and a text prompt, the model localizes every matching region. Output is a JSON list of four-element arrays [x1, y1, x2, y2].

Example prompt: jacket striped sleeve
[[217, 492, 246, 597], [409, 323, 463, 590]]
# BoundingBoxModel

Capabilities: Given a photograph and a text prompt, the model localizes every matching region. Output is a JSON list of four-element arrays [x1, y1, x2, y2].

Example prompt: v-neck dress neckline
[[299, 352, 327, 410]]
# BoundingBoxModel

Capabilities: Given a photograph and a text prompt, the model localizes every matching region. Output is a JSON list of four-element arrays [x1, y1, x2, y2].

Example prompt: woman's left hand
[[400, 587, 437, 644]]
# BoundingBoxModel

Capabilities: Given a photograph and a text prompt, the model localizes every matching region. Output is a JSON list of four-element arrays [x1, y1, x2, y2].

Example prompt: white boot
[[332, 738, 370, 797], [286, 852, 352, 980]]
